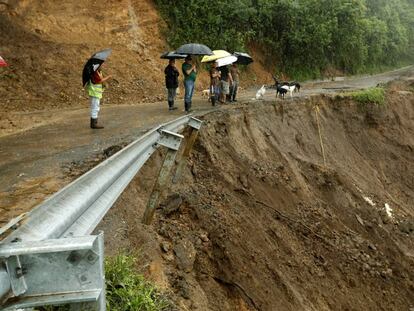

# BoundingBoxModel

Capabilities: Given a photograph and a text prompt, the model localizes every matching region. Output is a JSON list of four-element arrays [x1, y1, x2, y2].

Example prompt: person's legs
[[90, 96, 103, 129], [189, 80, 195, 110], [184, 79, 190, 111], [229, 84, 234, 102], [219, 81, 225, 103], [210, 85, 219, 106], [167, 88, 177, 110], [171, 87, 177, 109], [90, 96, 99, 119], [222, 81, 230, 102], [184, 79, 194, 112], [232, 81, 239, 101]]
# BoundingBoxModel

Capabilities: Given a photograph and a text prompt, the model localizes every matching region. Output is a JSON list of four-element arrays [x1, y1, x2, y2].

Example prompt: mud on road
[[1, 67, 413, 226]]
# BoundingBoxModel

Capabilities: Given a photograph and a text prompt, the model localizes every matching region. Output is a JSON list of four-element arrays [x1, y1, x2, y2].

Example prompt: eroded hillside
[[0, 0, 170, 111], [97, 80, 414, 310], [0, 0, 271, 116]]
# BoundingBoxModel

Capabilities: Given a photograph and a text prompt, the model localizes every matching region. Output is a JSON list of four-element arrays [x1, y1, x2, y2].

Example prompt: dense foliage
[[155, 0, 414, 79]]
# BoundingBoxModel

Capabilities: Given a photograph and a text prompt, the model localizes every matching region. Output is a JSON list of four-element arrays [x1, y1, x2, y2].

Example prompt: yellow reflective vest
[[87, 81, 103, 99]]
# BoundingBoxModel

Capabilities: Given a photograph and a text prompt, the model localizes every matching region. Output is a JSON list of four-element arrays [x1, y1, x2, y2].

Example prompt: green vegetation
[[155, 0, 414, 79], [350, 87, 386, 105], [39, 253, 172, 311], [106, 253, 172, 311]]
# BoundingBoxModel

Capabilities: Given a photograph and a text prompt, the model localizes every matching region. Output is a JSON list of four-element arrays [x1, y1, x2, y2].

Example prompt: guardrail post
[[173, 117, 202, 184], [0, 234, 105, 311], [142, 130, 184, 225]]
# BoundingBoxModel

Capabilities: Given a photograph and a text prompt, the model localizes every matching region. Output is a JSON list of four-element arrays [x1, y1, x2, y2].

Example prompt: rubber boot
[[211, 96, 216, 106], [169, 100, 177, 111], [91, 118, 104, 129]]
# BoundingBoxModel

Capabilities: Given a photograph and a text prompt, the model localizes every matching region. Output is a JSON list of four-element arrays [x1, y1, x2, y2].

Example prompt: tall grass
[[350, 87, 386, 106], [105, 253, 172, 311], [38, 253, 173, 311]]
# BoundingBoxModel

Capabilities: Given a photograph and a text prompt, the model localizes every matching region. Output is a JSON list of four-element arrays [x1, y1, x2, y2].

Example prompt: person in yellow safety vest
[[87, 67, 111, 129]]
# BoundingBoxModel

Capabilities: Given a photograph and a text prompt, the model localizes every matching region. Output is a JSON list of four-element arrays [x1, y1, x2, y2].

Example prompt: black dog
[[276, 85, 288, 99]]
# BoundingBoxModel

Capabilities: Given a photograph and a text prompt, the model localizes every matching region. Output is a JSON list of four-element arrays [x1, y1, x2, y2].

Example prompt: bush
[[38, 253, 173, 311], [105, 253, 173, 311], [350, 87, 385, 105]]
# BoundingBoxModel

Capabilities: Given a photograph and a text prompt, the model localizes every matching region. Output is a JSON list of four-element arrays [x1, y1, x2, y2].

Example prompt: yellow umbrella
[[201, 50, 231, 63]]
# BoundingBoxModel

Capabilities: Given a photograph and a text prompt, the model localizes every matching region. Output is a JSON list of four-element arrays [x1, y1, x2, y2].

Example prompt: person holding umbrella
[[182, 55, 197, 113], [82, 49, 112, 129], [87, 66, 111, 129], [164, 59, 179, 111], [175, 43, 213, 112]]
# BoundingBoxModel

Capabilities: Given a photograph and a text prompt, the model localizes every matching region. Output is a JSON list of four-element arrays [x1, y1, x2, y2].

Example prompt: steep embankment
[[0, 0, 168, 112], [98, 79, 414, 310], [0, 0, 270, 114]]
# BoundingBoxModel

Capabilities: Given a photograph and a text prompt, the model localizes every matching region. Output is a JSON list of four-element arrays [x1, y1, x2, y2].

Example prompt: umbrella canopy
[[82, 48, 112, 86], [175, 43, 213, 56], [216, 55, 238, 67], [201, 50, 231, 63], [160, 51, 187, 60], [0, 56, 8, 67], [91, 48, 112, 61], [234, 52, 253, 65]]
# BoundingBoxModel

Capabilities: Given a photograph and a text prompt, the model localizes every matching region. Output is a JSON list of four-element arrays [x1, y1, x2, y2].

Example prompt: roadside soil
[[97, 78, 414, 310], [0, 67, 412, 226], [0, 0, 272, 118]]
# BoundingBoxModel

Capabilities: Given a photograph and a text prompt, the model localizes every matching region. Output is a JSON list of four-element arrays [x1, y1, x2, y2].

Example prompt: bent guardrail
[[0, 115, 202, 310]]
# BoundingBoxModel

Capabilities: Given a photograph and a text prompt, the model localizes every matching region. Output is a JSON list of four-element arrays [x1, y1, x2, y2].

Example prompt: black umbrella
[[234, 52, 253, 65], [160, 51, 187, 60], [82, 48, 112, 86], [175, 43, 213, 56]]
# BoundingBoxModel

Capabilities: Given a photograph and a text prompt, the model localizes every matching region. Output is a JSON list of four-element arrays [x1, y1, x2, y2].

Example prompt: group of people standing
[[84, 55, 241, 130], [164, 56, 240, 112]]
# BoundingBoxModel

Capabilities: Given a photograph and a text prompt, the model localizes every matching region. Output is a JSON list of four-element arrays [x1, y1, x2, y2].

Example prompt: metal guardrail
[[0, 115, 202, 310]]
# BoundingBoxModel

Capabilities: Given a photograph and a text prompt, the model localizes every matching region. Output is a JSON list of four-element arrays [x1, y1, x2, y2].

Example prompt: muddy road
[[0, 66, 413, 224]]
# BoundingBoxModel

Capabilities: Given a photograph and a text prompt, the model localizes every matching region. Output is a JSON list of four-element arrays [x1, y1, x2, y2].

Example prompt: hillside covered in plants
[[156, 0, 414, 78]]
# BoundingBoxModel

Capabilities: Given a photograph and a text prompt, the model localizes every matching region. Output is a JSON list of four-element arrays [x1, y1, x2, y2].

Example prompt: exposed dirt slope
[[0, 0, 271, 116], [0, 0, 170, 112], [98, 80, 414, 310]]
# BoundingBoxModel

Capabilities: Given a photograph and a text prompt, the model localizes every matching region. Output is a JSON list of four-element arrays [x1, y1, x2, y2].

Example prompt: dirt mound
[[97, 82, 414, 310], [0, 0, 169, 112], [0, 0, 271, 118]]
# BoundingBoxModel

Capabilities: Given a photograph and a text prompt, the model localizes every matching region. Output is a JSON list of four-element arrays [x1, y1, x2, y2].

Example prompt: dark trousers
[[230, 81, 239, 100]]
